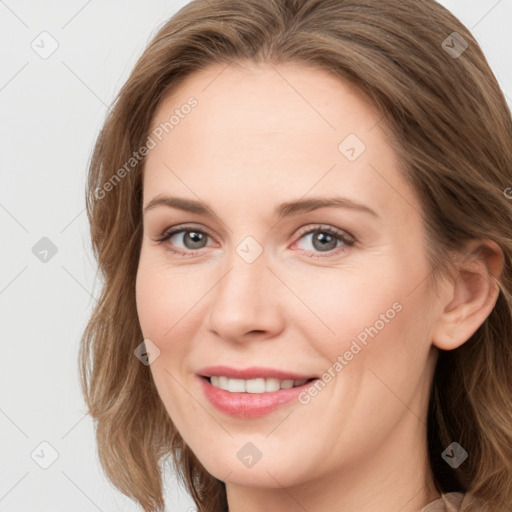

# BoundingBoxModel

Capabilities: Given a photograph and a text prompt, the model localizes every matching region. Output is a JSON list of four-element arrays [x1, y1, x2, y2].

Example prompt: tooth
[[218, 376, 229, 390], [265, 378, 281, 392], [228, 378, 246, 392], [246, 378, 266, 393], [280, 379, 294, 389], [209, 376, 310, 393]]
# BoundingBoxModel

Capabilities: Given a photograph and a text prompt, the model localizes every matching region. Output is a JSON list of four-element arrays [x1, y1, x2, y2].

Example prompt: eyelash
[[155, 224, 356, 259]]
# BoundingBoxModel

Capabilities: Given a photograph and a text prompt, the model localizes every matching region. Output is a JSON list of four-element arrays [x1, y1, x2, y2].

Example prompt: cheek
[[285, 264, 403, 353], [135, 261, 167, 338], [135, 254, 197, 339], [296, 256, 432, 376], [135, 259, 203, 424], [135, 255, 214, 376]]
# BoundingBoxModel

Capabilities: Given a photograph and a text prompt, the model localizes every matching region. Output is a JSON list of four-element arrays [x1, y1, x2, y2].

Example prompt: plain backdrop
[[1, 1, 511, 511]]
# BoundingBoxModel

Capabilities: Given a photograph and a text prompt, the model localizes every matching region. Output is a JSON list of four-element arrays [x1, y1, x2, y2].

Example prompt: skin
[[135, 61, 503, 512]]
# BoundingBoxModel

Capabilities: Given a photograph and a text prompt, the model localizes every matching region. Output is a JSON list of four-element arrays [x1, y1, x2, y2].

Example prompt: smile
[[198, 375, 319, 418]]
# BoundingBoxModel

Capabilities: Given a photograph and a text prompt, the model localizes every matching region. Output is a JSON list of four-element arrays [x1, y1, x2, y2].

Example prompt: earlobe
[[431, 239, 504, 351]]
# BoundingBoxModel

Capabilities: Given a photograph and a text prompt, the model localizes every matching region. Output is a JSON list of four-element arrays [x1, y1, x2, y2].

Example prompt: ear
[[432, 239, 504, 351]]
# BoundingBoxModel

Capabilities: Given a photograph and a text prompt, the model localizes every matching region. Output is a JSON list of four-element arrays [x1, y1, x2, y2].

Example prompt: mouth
[[196, 365, 319, 417], [198, 373, 320, 418]]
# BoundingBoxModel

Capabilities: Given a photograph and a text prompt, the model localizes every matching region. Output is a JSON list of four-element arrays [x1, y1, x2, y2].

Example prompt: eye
[[156, 225, 213, 256], [292, 224, 355, 258]]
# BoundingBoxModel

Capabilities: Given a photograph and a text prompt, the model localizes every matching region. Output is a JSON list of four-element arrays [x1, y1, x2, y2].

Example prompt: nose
[[206, 244, 285, 343]]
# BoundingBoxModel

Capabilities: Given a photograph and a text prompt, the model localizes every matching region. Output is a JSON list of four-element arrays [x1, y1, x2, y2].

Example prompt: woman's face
[[136, 62, 442, 491]]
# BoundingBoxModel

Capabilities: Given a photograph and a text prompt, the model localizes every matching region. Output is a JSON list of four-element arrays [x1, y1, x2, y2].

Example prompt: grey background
[[1, 1, 511, 511]]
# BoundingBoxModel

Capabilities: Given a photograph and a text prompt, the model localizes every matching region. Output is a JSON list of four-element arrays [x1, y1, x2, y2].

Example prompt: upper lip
[[197, 365, 317, 381]]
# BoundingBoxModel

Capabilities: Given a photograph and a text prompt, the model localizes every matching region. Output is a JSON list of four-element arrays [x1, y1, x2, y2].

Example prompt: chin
[[194, 445, 307, 489]]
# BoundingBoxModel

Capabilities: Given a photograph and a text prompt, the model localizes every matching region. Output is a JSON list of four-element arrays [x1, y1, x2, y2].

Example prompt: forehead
[[143, 62, 418, 220], [149, 61, 380, 147]]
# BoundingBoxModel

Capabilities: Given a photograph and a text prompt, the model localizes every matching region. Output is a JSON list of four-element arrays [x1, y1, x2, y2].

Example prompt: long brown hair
[[79, 1, 512, 510]]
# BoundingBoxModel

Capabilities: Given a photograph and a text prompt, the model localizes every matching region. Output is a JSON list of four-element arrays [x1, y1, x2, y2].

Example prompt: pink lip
[[199, 377, 316, 418], [197, 365, 316, 381]]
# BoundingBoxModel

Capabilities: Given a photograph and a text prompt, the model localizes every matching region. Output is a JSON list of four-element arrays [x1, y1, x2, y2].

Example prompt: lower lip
[[198, 376, 317, 418]]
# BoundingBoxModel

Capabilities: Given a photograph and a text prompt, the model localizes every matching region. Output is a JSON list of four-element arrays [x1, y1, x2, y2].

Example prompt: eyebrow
[[143, 194, 379, 220]]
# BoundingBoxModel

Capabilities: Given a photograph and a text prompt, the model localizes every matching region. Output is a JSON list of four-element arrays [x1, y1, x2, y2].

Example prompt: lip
[[197, 365, 317, 381], [197, 368, 319, 419]]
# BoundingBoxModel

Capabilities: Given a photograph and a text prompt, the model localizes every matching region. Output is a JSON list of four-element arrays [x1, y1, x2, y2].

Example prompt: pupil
[[313, 232, 336, 251], [185, 231, 206, 249]]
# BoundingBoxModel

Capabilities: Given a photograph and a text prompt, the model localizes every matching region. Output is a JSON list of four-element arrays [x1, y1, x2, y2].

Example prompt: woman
[[79, 1, 512, 511]]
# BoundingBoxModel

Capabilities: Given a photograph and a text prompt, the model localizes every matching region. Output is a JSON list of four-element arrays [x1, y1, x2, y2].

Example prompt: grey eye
[[174, 230, 208, 249]]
